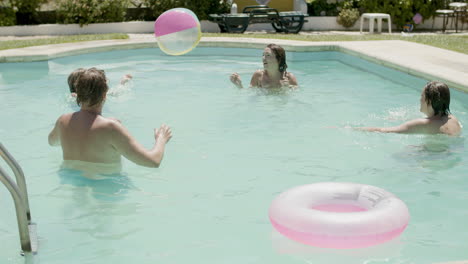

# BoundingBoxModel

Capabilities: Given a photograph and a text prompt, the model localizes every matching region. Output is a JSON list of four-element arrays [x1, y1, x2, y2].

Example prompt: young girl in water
[[230, 44, 298, 89]]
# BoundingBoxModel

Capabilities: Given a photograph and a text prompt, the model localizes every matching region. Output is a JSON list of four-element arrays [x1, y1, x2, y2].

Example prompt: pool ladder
[[0, 143, 38, 254]]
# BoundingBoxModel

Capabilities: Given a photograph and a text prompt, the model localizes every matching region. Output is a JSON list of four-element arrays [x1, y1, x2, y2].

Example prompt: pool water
[[0, 47, 467, 264]]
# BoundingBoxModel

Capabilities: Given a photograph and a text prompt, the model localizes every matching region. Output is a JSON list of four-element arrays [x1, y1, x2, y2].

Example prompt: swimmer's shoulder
[[100, 117, 124, 133], [250, 70, 264, 87], [56, 112, 73, 124], [285, 71, 298, 86], [106, 117, 122, 124], [449, 114, 461, 124], [100, 117, 133, 142], [445, 114, 462, 136], [253, 69, 264, 78]]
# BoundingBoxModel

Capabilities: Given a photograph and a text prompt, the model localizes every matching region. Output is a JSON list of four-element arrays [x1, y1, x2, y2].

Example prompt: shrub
[[36, 10, 57, 24], [125, 7, 153, 21], [8, 0, 46, 12], [306, 0, 339, 16], [339, 0, 360, 9], [7, 0, 47, 24], [0, 6, 16, 26], [143, 0, 230, 21], [358, 0, 445, 29], [182, 0, 230, 20], [337, 8, 360, 28], [411, 0, 446, 25], [142, 0, 175, 20], [56, 0, 130, 26]]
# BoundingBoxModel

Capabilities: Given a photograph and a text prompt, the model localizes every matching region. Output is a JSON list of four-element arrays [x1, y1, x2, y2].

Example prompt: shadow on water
[[393, 135, 465, 172], [270, 229, 403, 264], [57, 168, 135, 201]]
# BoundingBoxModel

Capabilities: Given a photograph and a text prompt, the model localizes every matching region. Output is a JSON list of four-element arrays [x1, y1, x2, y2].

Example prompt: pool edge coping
[[0, 36, 467, 93]]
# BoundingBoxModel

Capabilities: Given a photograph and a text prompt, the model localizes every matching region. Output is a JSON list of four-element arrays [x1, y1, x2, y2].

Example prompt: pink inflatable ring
[[269, 182, 410, 249]]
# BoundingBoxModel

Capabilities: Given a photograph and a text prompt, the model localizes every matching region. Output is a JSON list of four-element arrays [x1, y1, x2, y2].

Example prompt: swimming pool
[[0, 47, 467, 264]]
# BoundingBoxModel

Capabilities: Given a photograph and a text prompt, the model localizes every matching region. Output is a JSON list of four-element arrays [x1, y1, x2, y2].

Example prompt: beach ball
[[154, 8, 201, 56]]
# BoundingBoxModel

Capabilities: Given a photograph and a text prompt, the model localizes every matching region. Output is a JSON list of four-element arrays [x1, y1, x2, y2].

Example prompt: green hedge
[[42, 0, 229, 26], [306, 0, 446, 29], [56, 0, 130, 26], [355, 0, 445, 28], [143, 0, 230, 21], [0, 6, 16, 26], [306, 0, 339, 16], [2, 0, 47, 25]]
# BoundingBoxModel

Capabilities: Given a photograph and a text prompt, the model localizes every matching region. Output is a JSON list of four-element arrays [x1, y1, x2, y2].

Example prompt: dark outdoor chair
[[434, 0, 457, 32], [208, 5, 307, 34], [449, 1, 467, 32]]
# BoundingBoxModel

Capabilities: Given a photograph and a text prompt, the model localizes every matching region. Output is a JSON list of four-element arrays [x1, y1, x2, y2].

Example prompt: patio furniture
[[450, 2, 467, 32], [360, 13, 392, 34], [436, 9, 454, 33], [208, 5, 307, 33], [435, 0, 456, 33]]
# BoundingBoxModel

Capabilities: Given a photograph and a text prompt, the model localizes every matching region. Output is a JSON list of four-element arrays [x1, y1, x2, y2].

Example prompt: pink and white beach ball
[[154, 8, 201, 56]]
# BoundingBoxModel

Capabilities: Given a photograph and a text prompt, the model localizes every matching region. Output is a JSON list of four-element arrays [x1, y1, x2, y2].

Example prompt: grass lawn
[[0, 32, 467, 55], [0, 33, 128, 51]]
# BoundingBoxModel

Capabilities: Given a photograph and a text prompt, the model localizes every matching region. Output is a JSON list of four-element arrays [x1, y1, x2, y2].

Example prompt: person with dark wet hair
[[49, 67, 172, 174], [423, 81, 451, 116], [230, 43, 298, 89], [357, 81, 462, 136]]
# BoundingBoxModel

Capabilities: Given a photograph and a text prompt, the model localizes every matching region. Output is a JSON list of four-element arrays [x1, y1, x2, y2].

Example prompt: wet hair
[[267, 44, 287, 73], [75, 68, 108, 107], [423, 81, 451, 116], [67, 68, 86, 93]]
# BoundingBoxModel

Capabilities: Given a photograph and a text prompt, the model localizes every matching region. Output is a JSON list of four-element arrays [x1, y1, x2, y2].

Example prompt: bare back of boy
[[50, 110, 171, 168], [55, 111, 121, 164], [51, 67, 171, 171]]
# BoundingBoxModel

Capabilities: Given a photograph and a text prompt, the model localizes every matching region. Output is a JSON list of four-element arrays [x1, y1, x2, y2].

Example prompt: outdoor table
[[450, 2, 467, 33]]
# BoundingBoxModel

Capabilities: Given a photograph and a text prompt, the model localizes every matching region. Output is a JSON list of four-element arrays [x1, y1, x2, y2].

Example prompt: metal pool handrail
[[0, 143, 31, 220], [0, 143, 37, 254]]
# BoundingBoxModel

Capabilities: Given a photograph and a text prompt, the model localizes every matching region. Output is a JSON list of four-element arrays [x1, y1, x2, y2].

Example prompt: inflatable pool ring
[[269, 182, 410, 248]]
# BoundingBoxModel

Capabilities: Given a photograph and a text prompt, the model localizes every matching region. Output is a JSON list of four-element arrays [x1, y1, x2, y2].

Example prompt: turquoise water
[[0, 47, 467, 264]]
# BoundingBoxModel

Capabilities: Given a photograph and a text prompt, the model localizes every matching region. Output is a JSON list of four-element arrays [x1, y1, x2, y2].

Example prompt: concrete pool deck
[[0, 33, 467, 92]]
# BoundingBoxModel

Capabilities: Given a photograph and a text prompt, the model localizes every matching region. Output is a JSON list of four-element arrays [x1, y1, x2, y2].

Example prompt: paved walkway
[[1, 33, 467, 92]]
